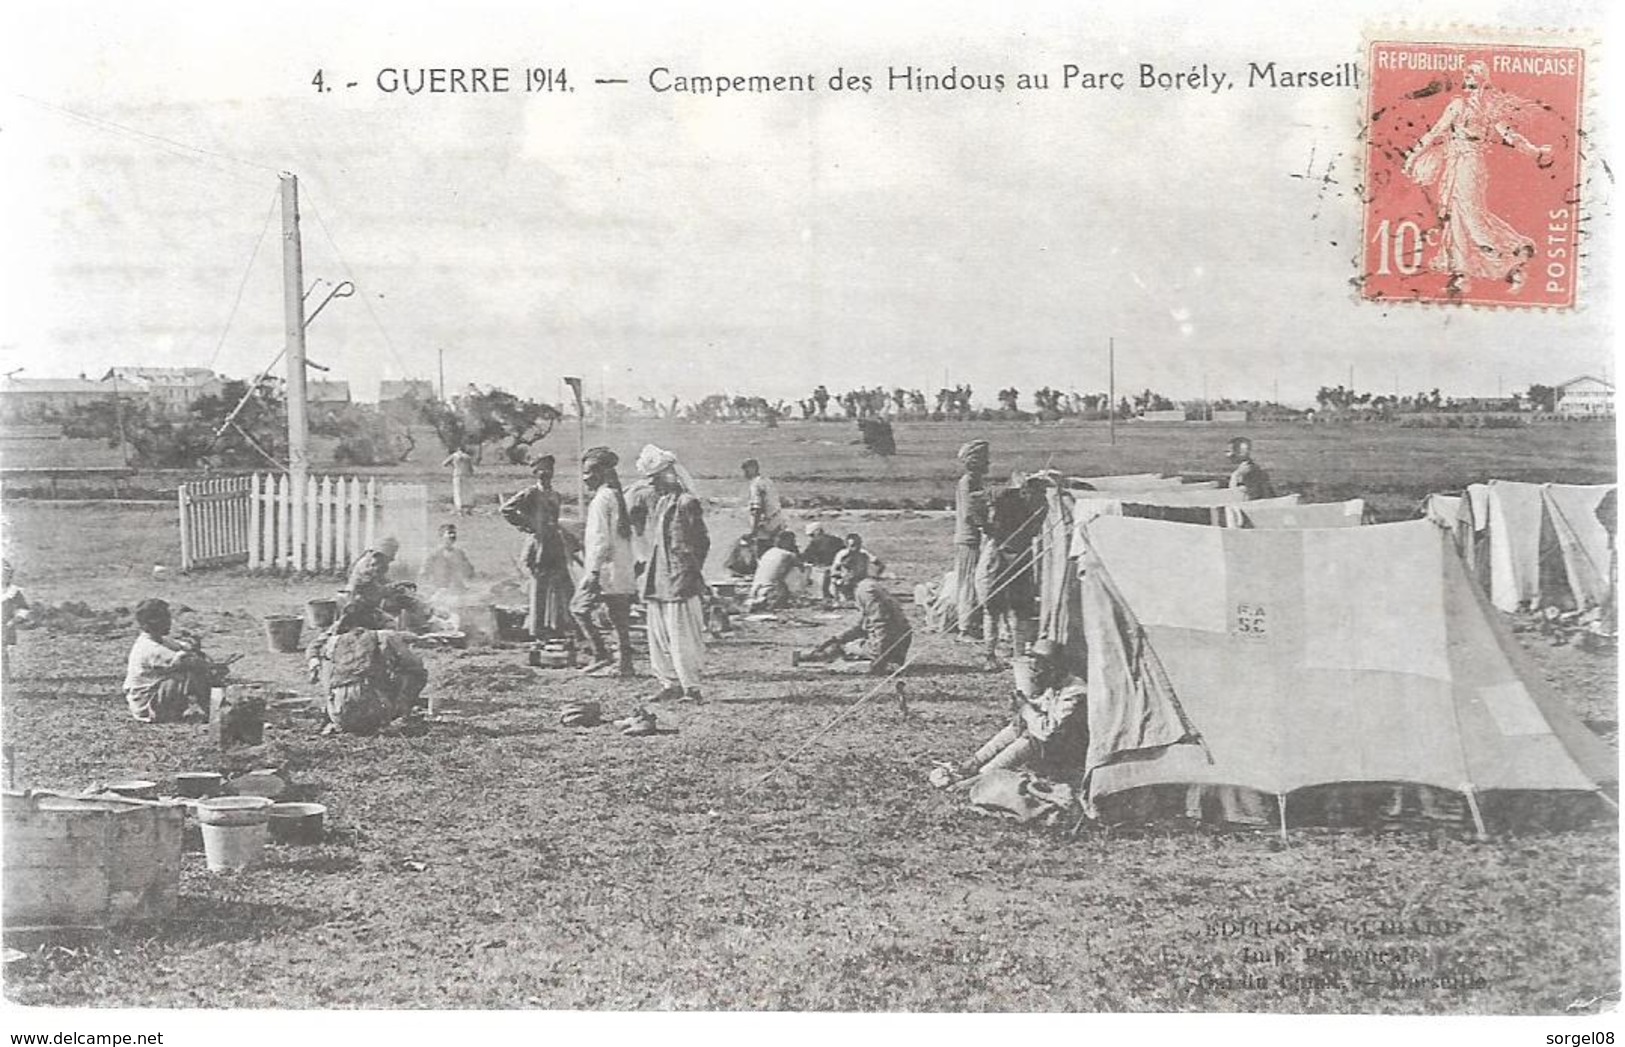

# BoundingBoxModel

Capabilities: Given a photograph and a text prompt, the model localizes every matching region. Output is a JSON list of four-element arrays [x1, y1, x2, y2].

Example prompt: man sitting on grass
[[791, 561, 912, 675], [124, 598, 214, 724]]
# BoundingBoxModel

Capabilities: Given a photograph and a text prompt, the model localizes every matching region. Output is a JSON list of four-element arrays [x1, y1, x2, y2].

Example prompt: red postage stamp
[[1361, 40, 1584, 308]]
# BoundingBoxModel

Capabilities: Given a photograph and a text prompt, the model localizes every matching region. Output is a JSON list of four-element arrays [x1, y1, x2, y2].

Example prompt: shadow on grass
[[159, 894, 330, 946]]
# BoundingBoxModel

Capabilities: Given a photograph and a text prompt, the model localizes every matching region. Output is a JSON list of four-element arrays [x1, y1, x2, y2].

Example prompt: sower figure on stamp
[[572, 446, 638, 677], [1402, 59, 1551, 296]]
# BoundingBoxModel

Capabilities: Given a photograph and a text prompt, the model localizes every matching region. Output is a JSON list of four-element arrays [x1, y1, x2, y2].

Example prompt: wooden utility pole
[[1108, 337, 1116, 446], [109, 372, 130, 466], [563, 376, 586, 521], [438, 348, 446, 401], [281, 173, 309, 486]]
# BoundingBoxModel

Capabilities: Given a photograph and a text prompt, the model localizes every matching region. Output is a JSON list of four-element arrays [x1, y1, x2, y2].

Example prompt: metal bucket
[[266, 802, 325, 845], [304, 599, 339, 632], [262, 616, 304, 654]]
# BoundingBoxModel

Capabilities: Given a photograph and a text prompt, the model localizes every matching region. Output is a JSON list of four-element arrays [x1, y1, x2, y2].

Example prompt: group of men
[[948, 434, 1274, 669]]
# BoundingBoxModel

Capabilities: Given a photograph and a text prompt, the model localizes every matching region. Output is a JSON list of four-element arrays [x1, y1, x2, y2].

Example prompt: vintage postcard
[[0, 1, 1617, 1043]]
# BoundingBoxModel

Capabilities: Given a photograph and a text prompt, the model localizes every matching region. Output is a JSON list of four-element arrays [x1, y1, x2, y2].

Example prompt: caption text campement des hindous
[[357, 61, 1366, 97]]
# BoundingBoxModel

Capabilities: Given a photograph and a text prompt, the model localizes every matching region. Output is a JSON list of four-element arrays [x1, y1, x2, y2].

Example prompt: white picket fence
[[176, 477, 254, 571], [179, 472, 429, 574]]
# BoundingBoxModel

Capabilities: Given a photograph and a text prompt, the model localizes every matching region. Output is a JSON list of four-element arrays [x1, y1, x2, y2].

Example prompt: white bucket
[[196, 796, 272, 872], [200, 820, 268, 872]]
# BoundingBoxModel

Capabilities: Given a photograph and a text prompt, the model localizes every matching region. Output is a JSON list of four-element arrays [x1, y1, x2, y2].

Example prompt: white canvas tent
[[1463, 481, 1616, 613], [1074, 517, 1616, 825]]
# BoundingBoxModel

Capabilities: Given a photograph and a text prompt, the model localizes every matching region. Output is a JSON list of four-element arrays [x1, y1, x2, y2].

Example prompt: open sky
[[2, 0, 1617, 406]]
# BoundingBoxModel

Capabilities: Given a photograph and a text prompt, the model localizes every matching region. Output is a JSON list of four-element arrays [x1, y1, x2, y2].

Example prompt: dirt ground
[[0, 420, 1617, 1013]]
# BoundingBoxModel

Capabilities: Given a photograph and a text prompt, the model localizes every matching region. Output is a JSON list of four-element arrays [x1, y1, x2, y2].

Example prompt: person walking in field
[[442, 446, 476, 515], [1225, 437, 1276, 501], [572, 446, 638, 677], [954, 439, 992, 640], [634, 444, 710, 702], [501, 455, 576, 645], [743, 457, 787, 552]]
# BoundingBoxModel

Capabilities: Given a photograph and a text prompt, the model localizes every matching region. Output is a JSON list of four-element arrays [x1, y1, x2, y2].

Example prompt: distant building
[[379, 379, 434, 404], [0, 376, 125, 422], [307, 380, 353, 408], [1452, 396, 1523, 413], [1554, 375, 1614, 417], [102, 366, 224, 417]]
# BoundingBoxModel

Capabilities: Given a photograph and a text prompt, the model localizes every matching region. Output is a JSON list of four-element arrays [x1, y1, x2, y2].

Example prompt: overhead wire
[[14, 93, 281, 184], [302, 193, 417, 382], [205, 186, 282, 370]]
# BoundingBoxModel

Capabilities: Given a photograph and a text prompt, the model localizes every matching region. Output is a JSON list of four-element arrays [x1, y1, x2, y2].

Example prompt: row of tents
[[945, 472, 1618, 833]]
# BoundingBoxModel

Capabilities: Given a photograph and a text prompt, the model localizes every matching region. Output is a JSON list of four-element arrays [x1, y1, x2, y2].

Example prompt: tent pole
[[1276, 793, 1289, 846], [1462, 784, 1488, 841]]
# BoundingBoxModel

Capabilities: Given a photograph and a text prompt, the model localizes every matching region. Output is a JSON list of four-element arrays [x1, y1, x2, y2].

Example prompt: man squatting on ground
[[124, 598, 214, 724], [346, 536, 401, 610], [793, 557, 913, 676], [633, 444, 710, 702], [572, 446, 638, 677], [954, 439, 992, 640], [748, 531, 804, 611], [308, 600, 429, 735]]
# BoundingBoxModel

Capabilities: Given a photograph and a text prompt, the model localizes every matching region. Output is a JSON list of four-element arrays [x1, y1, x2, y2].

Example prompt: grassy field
[[0, 420, 1617, 1013]]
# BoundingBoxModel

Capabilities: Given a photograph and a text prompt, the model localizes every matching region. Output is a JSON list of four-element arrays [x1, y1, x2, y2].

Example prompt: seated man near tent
[[1225, 437, 1276, 500], [791, 560, 912, 675], [747, 531, 804, 611], [124, 598, 215, 724], [308, 601, 429, 736], [931, 639, 1091, 823], [418, 523, 476, 612], [933, 639, 1086, 783], [802, 522, 845, 603]]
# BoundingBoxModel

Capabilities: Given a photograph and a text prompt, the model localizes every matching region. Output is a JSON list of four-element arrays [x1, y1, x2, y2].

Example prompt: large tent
[[1076, 517, 1616, 822]]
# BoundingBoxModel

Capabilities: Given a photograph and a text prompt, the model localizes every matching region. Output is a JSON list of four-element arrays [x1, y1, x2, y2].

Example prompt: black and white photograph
[[0, 0, 1618, 1040]]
